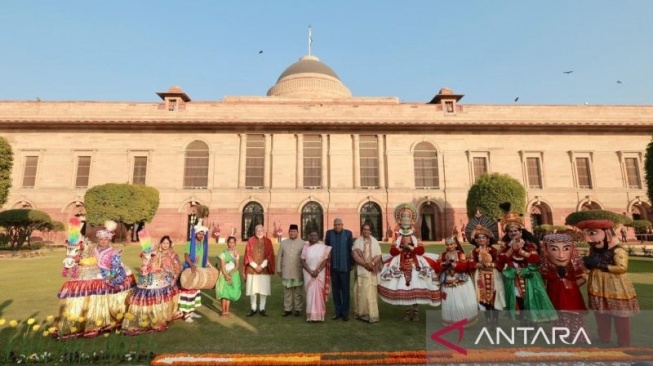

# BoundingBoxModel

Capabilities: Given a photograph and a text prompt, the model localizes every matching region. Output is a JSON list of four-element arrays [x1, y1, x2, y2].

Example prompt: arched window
[[360, 202, 382, 240], [414, 142, 439, 188], [183, 140, 209, 189], [301, 201, 324, 240], [242, 202, 264, 241]]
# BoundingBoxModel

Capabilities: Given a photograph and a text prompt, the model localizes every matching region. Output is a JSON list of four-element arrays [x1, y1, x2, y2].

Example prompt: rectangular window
[[22, 156, 38, 188], [245, 135, 265, 188], [576, 157, 593, 189], [75, 156, 91, 188], [625, 157, 642, 189], [359, 135, 379, 188], [303, 135, 322, 188], [132, 156, 148, 185], [472, 157, 488, 183], [526, 157, 543, 189]]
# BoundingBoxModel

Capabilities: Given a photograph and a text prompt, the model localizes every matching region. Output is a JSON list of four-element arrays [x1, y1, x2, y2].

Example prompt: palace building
[[1, 54, 652, 242]]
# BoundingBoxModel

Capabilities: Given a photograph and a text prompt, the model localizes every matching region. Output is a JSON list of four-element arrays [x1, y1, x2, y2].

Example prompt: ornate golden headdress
[[499, 202, 524, 231]]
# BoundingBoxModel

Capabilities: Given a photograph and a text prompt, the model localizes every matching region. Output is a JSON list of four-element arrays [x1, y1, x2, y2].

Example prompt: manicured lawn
[[1, 242, 652, 359]]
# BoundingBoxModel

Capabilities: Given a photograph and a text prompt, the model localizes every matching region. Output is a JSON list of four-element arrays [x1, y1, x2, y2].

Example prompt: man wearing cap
[[577, 218, 639, 346], [276, 224, 305, 317], [179, 223, 210, 323], [244, 224, 275, 316]]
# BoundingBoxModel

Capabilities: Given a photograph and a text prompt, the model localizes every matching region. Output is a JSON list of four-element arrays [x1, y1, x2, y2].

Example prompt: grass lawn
[[1, 242, 652, 359]]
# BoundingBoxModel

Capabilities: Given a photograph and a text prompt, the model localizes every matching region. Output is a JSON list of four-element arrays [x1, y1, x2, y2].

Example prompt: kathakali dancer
[[497, 203, 557, 324], [434, 235, 479, 327], [575, 215, 639, 346], [56, 219, 135, 338], [378, 203, 441, 321], [465, 211, 505, 329], [539, 229, 588, 340], [122, 232, 182, 335]]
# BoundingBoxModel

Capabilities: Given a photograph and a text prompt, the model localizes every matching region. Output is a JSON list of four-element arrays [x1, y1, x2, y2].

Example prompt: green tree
[[0, 209, 52, 250], [466, 173, 527, 220], [0, 136, 13, 206], [645, 138, 653, 205], [84, 183, 160, 228]]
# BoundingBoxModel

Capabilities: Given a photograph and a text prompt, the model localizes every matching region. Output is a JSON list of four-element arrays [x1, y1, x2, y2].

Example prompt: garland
[[152, 347, 653, 365]]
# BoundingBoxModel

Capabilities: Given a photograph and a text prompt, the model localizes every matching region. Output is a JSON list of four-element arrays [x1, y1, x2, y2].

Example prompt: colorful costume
[[215, 248, 242, 302], [179, 223, 210, 322], [123, 233, 182, 335], [498, 204, 557, 323], [57, 220, 135, 338], [576, 217, 639, 346], [378, 203, 440, 321], [539, 230, 588, 339], [465, 209, 505, 328], [434, 236, 478, 326]]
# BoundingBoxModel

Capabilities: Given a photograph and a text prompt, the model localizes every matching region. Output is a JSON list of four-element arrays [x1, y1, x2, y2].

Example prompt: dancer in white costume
[[434, 235, 479, 326], [378, 203, 440, 321]]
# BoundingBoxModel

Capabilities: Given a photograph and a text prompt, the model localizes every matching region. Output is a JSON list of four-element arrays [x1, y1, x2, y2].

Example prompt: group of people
[[429, 205, 640, 347], [55, 203, 640, 347]]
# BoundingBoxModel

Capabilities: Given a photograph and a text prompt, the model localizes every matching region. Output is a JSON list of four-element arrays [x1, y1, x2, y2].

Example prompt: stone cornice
[[0, 100, 651, 132]]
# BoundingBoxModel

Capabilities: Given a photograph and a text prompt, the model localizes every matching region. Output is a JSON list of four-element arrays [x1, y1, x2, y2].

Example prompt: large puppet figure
[[378, 203, 440, 321], [575, 217, 639, 346], [497, 203, 557, 324], [465, 211, 505, 329], [57, 219, 135, 338], [539, 230, 588, 338]]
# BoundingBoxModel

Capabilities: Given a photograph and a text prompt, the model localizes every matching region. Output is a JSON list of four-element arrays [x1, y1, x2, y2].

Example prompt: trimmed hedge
[[565, 210, 633, 227]]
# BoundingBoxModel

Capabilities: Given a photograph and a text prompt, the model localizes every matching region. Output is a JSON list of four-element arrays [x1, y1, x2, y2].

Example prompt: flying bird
[[514, 97, 519, 102], [563, 71, 574, 74], [617, 80, 623, 84], [258, 50, 263, 54]]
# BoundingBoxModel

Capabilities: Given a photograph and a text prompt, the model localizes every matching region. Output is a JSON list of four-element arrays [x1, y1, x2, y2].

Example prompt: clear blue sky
[[1, 1, 651, 105]]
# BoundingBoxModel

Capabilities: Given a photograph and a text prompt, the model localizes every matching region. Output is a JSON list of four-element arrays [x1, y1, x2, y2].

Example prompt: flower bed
[[152, 347, 653, 365]]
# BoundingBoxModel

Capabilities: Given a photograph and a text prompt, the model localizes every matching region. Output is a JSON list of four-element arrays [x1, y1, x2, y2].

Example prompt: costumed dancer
[[497, 203, 557, 324], [57, 219, 135, 338], [215, 236, 241, 317], [575, 216, 639, 346], [378, 203, 441, 321], [434, 235, 478, 327], [539, 230, 588, 340], [123, 233, 182, 335], [179, 221, 210, 323], [465, 211, 505, 330]]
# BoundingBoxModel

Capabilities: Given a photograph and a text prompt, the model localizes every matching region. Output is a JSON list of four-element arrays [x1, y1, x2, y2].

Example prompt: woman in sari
[[301, 231, 331, 322], [215, 236, 242, 317]]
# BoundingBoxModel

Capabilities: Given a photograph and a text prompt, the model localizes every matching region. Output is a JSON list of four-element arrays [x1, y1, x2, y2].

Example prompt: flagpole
[[308, 25, 312, 56]]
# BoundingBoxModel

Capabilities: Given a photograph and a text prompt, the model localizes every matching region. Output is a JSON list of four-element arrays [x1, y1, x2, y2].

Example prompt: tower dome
[[267, 55, 351, 98]]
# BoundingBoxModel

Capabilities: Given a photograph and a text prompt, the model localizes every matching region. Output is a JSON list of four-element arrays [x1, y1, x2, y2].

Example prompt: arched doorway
[[360, 202, 382, 240], [420, 204, 436, 241], [529, 202, 552, 230], [301, 201, 324, 240], [242, 202, 264, 241]]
